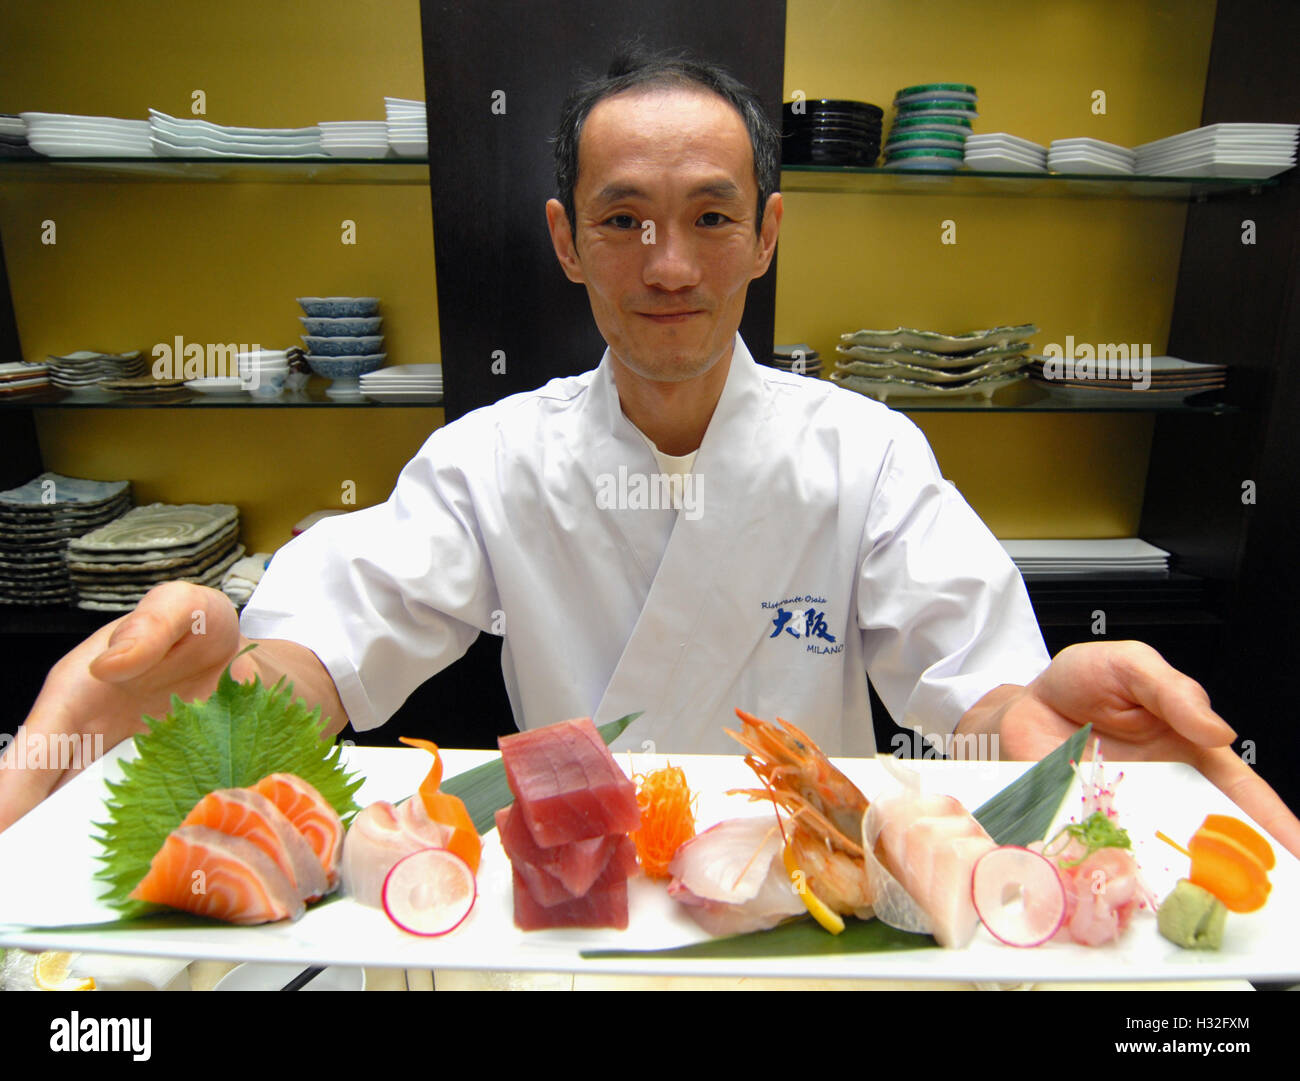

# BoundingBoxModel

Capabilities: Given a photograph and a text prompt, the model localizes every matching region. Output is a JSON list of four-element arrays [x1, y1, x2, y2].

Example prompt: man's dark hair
[[553, 45, 780, 238]]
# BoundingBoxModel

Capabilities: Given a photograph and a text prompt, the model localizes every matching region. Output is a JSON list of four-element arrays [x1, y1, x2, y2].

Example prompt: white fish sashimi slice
[[862, 792, 996, 946], [340, 798, 451, 909], [666, 816, 785, 903]]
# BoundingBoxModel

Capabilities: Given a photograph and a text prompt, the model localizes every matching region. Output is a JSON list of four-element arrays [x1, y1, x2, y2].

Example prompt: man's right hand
[[0, 581, 250, 833]]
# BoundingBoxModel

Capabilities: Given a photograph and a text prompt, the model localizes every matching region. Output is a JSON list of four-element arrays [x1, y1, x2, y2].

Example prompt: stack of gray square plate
[[67, 503, 244, 611], [0, 473, 132, 607]]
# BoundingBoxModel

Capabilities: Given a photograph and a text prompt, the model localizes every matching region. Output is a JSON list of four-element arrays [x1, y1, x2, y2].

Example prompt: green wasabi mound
[[1158, 879, 1227, 950]]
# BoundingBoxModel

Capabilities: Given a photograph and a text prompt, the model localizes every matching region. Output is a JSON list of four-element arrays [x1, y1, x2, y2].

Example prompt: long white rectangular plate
[[1, 743, 1296, 982]]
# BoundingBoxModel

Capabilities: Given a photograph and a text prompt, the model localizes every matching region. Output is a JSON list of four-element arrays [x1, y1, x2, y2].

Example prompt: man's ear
[[545, 198, 585, 284], [751, 192, 783, 280]]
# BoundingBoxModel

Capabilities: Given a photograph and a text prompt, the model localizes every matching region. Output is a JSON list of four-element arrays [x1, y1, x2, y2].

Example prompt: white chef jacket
[[240, 336, 1050, 755]]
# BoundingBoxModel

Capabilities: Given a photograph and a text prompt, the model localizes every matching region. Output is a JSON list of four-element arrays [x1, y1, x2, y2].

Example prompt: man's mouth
[[638, 310, 702, 324]]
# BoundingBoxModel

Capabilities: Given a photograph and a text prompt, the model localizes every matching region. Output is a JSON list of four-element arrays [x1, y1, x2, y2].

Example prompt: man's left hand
[[958, 640, 1300, 859]]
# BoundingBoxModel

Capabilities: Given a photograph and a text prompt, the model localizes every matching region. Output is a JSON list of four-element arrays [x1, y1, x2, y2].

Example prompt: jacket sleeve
[[856, 415, 1050, 746], [239, 421, 501, 732]]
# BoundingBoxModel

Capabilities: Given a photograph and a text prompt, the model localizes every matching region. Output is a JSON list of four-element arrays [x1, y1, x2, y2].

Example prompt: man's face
[[546, 86, 781, 383]]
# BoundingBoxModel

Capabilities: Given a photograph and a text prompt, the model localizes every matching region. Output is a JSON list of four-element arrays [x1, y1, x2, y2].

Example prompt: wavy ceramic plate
[[838, 340, 1032, 368], [69, 503, 238, 553], [0, 747, 1296, 983], [841, 325, 1038, 354]]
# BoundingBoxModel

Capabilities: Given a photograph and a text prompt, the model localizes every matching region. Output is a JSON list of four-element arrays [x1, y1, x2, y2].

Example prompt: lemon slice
[[782, 844, 846, 935], [34, 951, 96, 991]]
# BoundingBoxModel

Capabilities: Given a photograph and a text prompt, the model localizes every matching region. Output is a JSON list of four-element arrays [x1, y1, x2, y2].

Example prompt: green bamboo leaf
[[584, 915, 934, 960], [444, 712, 642, 834], [973, 723, 1091, 845]]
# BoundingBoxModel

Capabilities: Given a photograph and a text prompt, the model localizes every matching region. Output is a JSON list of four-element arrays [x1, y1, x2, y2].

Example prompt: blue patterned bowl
[[306, 353, 386, 380], [302, 335, 384, 357], [299, 316, 383, 336], [296, 297, 380, 317]]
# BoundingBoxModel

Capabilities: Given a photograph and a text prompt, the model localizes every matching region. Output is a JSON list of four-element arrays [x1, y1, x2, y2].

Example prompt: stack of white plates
[[148, 109, 325, 158], [1000, 538, 1170, 579], [1134, 123, 1298, 178], [359, 363, 442, 402], [20, 113, 153, 157], [385, 97, 427, 157], [318, 120, 390, 158], [1047, 138, 1136, 175], [964, 132, 1047, 173], [0, 361, 49, 396], [46, 350, 145, 391], [883, 84, 977, 171], [0, 114, 35, 157]]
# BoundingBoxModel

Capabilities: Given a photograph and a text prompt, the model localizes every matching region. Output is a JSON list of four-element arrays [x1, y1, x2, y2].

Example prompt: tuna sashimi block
[[512, 833, 639, 908], [495, 804, 617, 896], [499, 717, 640, 846], [511, 867, 630, 931]]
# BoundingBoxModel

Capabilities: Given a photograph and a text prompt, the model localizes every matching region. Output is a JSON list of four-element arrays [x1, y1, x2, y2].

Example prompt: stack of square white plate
[[1134, 124, 1298, 178], [318, 120, 390, 158], [359, 363, 442, 402], [67, 502, 244, 611], [46, 350, 145, 391], [385, 97, 427, 157], [148, 109, 325, 158], [1047, 138, 1136, 175], [964, 132, 1047, 173], [20, 113, 153, 157], [0, 473, 132, 607], [999, 538, 1169, 578]]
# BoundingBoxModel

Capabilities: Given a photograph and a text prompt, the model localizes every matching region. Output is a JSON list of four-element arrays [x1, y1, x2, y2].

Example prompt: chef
[[2, 52, 1298, 858]]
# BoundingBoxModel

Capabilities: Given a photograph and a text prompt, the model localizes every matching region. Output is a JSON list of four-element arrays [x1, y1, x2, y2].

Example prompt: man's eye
[[605, 214, 639, 229], [697, 212, 731, 227]]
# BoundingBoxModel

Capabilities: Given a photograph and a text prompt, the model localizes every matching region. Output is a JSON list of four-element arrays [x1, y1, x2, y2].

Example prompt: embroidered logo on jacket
[[762, 595, 844, 655]]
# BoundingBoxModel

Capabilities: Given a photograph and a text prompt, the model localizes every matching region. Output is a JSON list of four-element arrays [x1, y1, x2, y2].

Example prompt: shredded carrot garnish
[[631, 765, 697, 879]]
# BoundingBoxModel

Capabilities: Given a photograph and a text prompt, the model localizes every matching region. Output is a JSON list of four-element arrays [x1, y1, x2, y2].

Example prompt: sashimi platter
[[1, 666, 1298, 984]]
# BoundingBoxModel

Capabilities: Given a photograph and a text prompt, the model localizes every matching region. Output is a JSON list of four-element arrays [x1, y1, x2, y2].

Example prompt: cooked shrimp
[[725, 708, 875, 919]]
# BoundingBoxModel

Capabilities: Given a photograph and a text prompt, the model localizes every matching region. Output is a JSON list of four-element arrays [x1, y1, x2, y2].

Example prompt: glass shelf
[[0, 381, 444, 408], [820, 377, 1234, 414], [0, 156, 430, 185], [781, 164, 1280, 200]]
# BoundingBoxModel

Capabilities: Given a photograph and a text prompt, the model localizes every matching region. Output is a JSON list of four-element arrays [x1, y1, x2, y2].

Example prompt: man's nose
[[641, 221, 701, 292]]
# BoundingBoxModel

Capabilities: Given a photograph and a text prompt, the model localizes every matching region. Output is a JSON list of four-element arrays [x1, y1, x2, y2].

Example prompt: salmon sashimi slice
[[494, 804, 617, 897], [129, 825, 305, 924], [498, 718, 640, 846], [181, 788, 328, 903], [252, 773, 344, 892]]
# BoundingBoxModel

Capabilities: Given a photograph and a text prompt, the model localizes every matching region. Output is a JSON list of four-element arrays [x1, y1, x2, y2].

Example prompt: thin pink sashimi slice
[[252, 773, 344, 892], [341, 798, 452, 909], [129, 825, 304, 924], [181, 788, 328, 903], [498, 718, 640, 846]]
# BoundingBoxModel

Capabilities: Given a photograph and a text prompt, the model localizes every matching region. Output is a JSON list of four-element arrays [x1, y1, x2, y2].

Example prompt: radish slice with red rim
[[972, 845, 1066, 948], [382, 847, 477, 937]]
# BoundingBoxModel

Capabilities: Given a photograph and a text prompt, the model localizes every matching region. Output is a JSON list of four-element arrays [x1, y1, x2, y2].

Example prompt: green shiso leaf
[[444, 712, 641, 834], [588, 725, 1091, 960], [92, 655, 363, 918], [972, 723, 1091, 846]]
